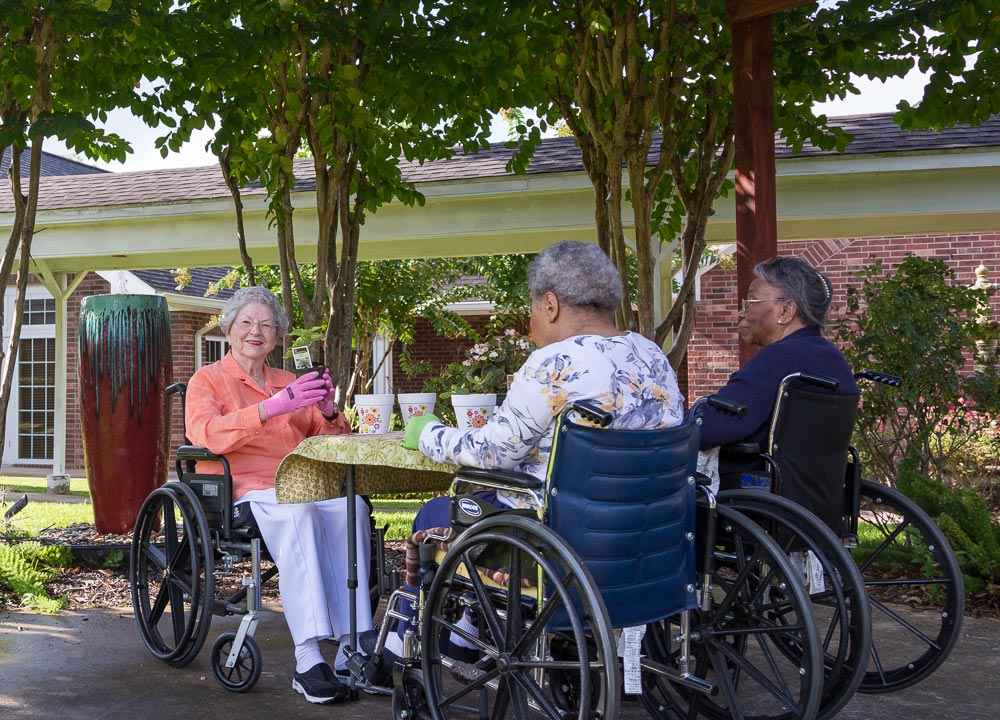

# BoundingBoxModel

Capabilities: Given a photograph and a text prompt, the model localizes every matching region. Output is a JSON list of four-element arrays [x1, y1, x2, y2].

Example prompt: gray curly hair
[[528, 241, 623, 312], [219, 286, 289, 336], [754, 256, 833, 327]]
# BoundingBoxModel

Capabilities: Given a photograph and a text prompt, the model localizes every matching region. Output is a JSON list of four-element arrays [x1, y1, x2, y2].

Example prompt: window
[[202, 337, 229, 365], [17, 337, 54, 460], [23, 298, 55, 325]]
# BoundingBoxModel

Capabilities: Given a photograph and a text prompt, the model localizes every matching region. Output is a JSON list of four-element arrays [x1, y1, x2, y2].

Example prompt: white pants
[[239, 488, 373, 646]]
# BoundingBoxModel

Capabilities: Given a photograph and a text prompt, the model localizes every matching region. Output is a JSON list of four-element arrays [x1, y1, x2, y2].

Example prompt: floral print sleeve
[[418, 332, 684, 507]]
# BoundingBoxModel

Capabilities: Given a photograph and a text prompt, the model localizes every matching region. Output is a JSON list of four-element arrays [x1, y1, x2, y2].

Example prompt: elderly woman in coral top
[[185, 286, 369, 705]]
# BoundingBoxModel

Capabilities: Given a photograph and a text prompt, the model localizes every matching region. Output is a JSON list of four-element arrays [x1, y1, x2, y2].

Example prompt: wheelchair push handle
[[854, 369, 902, 387], [793, 373, 840, 391], [568, 399, 614, 427], [705, 396, 747, 417]]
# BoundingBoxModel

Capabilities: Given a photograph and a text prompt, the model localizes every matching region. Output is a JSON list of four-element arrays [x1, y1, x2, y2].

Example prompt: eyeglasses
[[739, 297, 789, 315], [236, 318, 277, 335]]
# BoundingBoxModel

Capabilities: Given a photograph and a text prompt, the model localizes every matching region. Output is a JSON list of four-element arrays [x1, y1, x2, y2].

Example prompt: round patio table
[[273, 431, 456, 694]]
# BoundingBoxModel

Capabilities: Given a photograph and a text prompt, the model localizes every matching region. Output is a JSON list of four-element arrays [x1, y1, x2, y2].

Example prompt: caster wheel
[[211, 632, 262, 692], [392, 668, 429, 720]]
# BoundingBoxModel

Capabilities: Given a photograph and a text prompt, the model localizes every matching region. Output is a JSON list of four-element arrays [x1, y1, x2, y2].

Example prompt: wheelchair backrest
[[768, 379, 859, 536], [545, 414, 700, 629]]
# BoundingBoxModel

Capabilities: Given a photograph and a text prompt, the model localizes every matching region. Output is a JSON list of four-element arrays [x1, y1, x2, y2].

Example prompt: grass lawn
[[1, 494, 423, 541], [0, 475, 90, 498]]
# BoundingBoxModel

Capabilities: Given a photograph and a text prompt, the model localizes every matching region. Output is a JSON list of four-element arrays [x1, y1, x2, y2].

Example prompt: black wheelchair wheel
[[421, 514, 620, 720], [855, 480, 964, 693], [718, 491, 872, 720], [211, 631, 262, 692], [130, 482, 215, 668], [641, 505, 823, 720], [393, 668, 431, 720]]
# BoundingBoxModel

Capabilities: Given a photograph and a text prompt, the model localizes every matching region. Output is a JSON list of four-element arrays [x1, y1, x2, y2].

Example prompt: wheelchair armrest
[[721, 442, 762, 456], [455, 466, 544, 491], [176, 444, 224, 462]]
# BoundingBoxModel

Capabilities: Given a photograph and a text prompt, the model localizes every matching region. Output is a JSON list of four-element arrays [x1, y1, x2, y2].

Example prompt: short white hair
[[528, 241, 623, 311], [219, 286, 288, 335]]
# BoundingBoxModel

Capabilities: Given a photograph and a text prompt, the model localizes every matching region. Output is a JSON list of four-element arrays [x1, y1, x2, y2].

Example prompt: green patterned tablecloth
[[274, 432, 457, 503]]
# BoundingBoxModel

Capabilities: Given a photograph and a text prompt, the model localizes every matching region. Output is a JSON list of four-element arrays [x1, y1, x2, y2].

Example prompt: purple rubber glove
[[260, 371, 327, 421], [316, 369, 340, 418]]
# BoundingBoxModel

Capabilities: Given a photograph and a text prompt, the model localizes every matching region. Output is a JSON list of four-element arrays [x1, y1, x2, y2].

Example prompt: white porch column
[[371, 335, 394, 395], [34, 262, 86, 492]]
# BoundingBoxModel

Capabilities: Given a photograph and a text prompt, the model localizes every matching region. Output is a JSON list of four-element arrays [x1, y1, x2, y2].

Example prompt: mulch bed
[[2, 524, 408, 612]]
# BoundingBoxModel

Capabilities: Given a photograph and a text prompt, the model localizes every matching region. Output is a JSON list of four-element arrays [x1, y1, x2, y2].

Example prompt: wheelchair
[[387, 399, 828, 720], [128, 382, 393, 692], [706, 370, 964, 698]]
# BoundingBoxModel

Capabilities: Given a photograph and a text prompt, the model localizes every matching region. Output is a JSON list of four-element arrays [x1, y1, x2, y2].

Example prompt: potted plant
[[425, 325, 533, 430]]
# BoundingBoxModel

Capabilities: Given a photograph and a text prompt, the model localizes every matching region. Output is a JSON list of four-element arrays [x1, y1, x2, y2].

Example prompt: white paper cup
[[397, 392, 437, 425], [451, 393, 497, 431], [353, 393, 396, 434]]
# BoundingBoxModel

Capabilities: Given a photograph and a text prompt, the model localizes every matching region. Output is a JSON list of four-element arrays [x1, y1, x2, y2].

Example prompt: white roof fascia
[[445, 300, 495, 316], [160, 291, 227, 313], [11, 146, 1000, 228]]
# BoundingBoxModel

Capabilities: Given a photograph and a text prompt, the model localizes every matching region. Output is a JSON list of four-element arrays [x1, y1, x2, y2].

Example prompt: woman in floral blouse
[[386, 240, 685, 662], [403, 240, 684, 505]]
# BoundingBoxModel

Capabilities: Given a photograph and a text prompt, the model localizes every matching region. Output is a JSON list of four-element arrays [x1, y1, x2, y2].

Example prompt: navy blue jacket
[[698, 326, 858, 450]]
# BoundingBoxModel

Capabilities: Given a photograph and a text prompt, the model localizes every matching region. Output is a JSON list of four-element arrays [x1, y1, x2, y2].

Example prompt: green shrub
[[836, 255, 1000, 593], [897, 451, 1000, 593], [0, 541, 72, 613]]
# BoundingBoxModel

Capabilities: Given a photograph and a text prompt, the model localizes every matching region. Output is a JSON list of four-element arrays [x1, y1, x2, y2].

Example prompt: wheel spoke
[[869, 640, 888, 686], [149, 580, 170, 626], [439, 667, 501, 708], [508, 672, 531, 720], [866, 577, 951, 588], [823, 605, 842, 652], [464, 550, 506, 649], [708, 644, 746, 720], [868, 596, 942, 650], [167, 576, 187, 645], [505, 547, 524, 651], [511, 660, 604, 671], [754, 633, 792, 706], [511, 671, 564, 720], [433, 615, 500, 658], [702, 624, 806, 638], [858, 519, 911, 573], [491, 675, 512, 720], [510, 576, 572, 656], [714, 639, 799, 713], [144, 544, 167, 571], [715, 547, 764, 618]]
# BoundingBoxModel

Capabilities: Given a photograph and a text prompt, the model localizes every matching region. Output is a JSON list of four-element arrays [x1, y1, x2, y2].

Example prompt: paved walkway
[[1, 606, 997, 720]]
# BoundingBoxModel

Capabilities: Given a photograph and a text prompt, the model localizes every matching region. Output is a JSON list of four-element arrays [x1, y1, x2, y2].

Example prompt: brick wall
[[391, 315, 492, 392], [64, 275, 218, 471], [685, 231, 1000, 401]]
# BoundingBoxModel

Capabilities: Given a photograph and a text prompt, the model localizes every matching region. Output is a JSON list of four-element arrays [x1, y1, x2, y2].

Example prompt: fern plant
[[0, 541, 72, 613]]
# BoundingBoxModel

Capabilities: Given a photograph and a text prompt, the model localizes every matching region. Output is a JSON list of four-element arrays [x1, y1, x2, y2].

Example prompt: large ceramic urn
[[79, 295, 172, 534]]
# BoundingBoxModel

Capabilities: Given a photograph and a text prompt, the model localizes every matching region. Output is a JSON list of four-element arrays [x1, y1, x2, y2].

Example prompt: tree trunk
[[273, 179, 296, 369], [219, 148, 255, 285], [0, 139, 43, 452]]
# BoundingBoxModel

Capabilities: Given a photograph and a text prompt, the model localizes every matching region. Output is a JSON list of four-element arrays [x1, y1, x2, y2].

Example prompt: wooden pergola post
[[729, 1, 811, 365]]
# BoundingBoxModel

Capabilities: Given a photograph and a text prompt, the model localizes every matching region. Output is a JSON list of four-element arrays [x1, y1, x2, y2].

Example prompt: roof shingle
[[131, 267, 237, 300], [0, 147, 107, 178], [1, 113, 998, 214]]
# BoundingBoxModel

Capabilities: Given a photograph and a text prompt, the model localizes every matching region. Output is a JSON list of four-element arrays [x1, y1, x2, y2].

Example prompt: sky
[[46, 66, 932, 173]]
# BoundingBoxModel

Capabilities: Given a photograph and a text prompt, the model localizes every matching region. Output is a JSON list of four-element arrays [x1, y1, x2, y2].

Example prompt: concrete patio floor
[[1, 605, 997, 720]]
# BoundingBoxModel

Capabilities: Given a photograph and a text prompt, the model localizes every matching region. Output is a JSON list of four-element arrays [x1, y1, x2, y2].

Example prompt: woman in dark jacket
[[699, 256, 857, 458]]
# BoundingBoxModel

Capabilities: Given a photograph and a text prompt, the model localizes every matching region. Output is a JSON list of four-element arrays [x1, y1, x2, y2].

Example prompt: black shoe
[[292, 663, 350, 705]]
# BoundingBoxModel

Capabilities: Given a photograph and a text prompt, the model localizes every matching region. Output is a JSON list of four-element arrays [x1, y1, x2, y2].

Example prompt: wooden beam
[[732, 13, 778, 365], [729, 0, 814, 23]]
